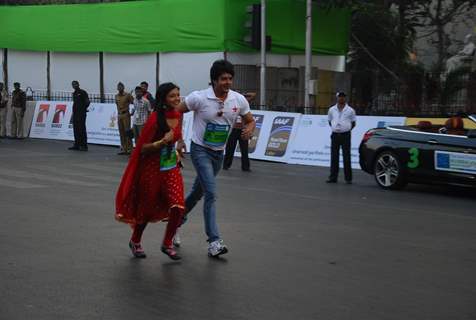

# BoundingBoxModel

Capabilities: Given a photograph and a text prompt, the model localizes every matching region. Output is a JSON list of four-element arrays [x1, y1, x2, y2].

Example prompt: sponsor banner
[[30, 101, 74, 141], [29, 101, 409, 170], [30, 101, 122, 145], [288, 115, 406, 168], [84, 103, 121, 146], [435, 151, 476, 174], [30, 101, 195, 148], [234, 111, 301, 163]]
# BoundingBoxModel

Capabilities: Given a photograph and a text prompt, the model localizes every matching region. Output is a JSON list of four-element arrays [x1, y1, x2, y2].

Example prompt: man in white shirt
[[326, 92, 356, 184], [176, 60, 256, 257]]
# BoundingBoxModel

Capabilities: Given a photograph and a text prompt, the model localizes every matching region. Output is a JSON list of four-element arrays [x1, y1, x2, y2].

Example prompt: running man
[[176, 59, 255, 257]]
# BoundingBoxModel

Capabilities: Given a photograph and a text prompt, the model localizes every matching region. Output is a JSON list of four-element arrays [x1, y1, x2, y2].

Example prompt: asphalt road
[[0, 138, 475, 320]]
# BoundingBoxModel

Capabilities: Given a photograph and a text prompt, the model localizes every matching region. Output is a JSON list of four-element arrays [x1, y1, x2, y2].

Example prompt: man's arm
[[175, 101, 190, 113], [350, 109, 357, 130], [241, 112, 256, 140], [21, 92, 27, 116], [145, 100, 153, 113], [83, 91, 90, 109]]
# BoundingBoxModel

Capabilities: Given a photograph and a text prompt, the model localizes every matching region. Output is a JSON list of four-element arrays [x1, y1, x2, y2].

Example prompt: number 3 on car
[[407, 147, 420, 169]]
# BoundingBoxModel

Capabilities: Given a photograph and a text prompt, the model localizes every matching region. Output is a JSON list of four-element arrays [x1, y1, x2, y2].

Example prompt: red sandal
[[161, 246, 181, 261]]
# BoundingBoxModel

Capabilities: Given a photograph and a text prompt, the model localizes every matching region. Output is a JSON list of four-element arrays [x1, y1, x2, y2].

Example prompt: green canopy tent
[[0, 0, 350, 55]]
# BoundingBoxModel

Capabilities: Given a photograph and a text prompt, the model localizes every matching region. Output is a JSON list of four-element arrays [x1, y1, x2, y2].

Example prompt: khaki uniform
[[115, 92, 134, 153], [11, 89, 26, 138], [0, 89, 8, 137]]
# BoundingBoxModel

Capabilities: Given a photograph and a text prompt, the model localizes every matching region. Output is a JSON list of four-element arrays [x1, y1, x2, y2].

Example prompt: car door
[[387, 128, 440, 179], [429, 132, 476, 185]]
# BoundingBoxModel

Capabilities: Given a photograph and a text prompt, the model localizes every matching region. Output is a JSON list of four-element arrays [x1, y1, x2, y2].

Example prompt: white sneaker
[[208, 240, 228, 257], [173, 232, 181, 248]]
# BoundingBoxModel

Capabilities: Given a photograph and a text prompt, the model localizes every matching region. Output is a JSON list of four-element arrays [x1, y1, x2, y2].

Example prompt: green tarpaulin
[[0, 0, 350, 55]]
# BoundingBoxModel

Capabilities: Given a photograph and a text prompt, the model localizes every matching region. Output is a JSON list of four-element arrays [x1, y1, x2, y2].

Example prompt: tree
[[412, 0, 476, 73]]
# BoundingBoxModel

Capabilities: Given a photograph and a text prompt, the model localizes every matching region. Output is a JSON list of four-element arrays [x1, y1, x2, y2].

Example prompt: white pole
[[259, 0, 266, 107], [304, 0, 312, 112]]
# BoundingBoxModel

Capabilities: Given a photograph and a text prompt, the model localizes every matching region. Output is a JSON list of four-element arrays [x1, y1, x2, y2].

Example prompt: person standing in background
[[131, 86, 152, 143], [223, 92, 256, 171], [69, 81, 90, 151], [10, 82, 26, 139], [115, 82, 134, 155], [326, 92, 356, 184], [140, 81, 156, 108], [0, 82, 8, 138]]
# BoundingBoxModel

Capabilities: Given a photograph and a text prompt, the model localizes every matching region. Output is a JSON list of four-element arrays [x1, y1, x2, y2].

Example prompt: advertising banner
[[288, 115, 406, 168], [30, 101, 122, 145], [30, 101, 195, 148], [30, 101, 407, 170], [234, 111, 301, 163], [84, 103, 121, 146], [30, 101, 74, 141]]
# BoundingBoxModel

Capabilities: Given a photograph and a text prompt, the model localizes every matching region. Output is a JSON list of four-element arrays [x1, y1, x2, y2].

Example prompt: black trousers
[[224, 128, 250, 170], [73, 112, 87, 147], [329, 131, 352, 181]]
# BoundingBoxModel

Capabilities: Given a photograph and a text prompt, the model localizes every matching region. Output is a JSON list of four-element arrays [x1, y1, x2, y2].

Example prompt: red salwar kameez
[[115, 109, 184, 249]]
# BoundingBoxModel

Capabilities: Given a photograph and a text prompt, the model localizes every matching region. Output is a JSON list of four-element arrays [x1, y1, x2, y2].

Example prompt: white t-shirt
[[328, 104, 356, 133], [185, 87, 251, 151]]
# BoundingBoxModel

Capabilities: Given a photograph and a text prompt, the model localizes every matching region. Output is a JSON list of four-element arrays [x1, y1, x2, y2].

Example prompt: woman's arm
[[141, 118, 180, 154]]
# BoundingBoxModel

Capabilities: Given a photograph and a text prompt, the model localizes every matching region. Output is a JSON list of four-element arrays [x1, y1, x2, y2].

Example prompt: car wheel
[[373, 151, 407, 190]]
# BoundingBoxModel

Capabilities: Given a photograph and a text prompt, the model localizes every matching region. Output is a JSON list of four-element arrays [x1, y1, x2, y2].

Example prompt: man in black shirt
[[10, 82, 27, 139], [69, 80, 90, 151]]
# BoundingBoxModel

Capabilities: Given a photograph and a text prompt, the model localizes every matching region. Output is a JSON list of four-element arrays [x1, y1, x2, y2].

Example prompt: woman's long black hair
[[155, 82, 180, 158]]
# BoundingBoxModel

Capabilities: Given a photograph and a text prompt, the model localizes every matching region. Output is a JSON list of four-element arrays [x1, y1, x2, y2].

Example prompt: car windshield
[[469, 114, 476, 124]]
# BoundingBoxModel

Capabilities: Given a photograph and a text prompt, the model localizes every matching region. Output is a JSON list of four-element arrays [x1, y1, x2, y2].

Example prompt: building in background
[[0, 0, 351, 112]]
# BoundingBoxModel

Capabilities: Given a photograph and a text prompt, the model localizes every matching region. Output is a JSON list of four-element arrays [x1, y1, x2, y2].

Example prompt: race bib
[[160, 146, 177, 171], [203, 123, 231, 147]]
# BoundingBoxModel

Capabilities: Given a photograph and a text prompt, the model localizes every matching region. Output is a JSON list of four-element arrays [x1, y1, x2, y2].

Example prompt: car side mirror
[[467, 130, 476, 138]]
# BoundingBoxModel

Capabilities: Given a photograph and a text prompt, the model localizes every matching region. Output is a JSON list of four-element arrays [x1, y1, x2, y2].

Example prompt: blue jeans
[[184, 142, 224, 242]]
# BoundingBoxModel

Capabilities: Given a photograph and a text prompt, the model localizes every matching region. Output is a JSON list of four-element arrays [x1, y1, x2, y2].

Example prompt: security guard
[[326, 92, 356, 184], [115, 82, 134, 155], [69, 80, 90, 151], [10, 82, 26, 139]]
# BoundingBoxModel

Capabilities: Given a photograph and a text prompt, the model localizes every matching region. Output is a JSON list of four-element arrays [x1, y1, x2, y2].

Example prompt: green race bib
[[203, 123, 230, 147], [160, 146, 177, 171]]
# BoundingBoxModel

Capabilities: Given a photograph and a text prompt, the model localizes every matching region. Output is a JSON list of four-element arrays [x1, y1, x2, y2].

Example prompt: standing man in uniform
[[326, 92, 356, 184], [69, 80, 90, 151], [175, 60, 256, 257], [10, 82, 26, 139], [0, 82, 8, 138], [115, 82, 134, 155]]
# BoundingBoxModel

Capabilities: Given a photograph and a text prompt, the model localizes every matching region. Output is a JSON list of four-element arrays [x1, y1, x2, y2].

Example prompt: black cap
[[336, 91, 346, 97]]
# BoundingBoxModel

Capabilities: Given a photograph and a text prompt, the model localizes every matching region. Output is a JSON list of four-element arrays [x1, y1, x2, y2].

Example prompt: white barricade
[[29, 101, 407, 168], [288, 115, 406, 168]]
